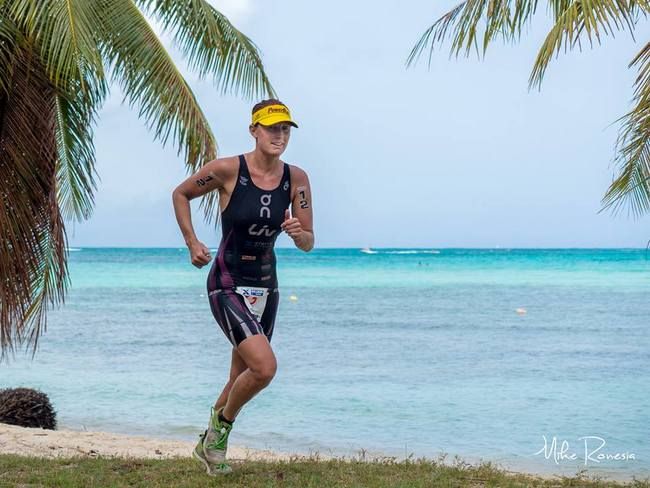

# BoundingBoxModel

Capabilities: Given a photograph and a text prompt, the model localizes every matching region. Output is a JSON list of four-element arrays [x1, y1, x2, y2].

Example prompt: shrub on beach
[[0, 387, 57, 430]]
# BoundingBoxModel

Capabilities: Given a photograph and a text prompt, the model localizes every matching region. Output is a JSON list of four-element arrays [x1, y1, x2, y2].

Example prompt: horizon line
[[65, 246, 649, 250]]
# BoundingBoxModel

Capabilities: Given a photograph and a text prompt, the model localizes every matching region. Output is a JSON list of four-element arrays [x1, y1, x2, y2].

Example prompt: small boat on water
[[361, 247, 378, 254]]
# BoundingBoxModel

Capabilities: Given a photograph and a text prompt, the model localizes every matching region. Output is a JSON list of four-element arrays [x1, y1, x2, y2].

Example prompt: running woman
[[172, 99, 314, 475]]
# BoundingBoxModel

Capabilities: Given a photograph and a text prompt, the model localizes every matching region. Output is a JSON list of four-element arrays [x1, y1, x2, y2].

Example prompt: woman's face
[[251, 122, 292, 156]]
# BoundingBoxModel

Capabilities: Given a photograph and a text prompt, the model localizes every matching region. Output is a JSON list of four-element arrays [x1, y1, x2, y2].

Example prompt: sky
[[67, 0, 649, 248]]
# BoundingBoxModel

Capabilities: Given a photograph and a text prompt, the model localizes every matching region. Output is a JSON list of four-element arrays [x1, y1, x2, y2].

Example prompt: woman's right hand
[[188, 240, 212, 268]]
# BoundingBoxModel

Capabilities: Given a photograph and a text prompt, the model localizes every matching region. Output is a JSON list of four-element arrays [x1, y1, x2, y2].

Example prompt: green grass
[[1, 454, 648, 487]]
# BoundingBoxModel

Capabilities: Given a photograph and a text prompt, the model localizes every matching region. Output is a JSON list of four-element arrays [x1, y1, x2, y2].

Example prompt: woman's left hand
[[281, 209, 303, 239]]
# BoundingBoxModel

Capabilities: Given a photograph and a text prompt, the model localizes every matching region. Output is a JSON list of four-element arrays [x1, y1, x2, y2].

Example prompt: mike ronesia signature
[[534, 436, 636, 465]]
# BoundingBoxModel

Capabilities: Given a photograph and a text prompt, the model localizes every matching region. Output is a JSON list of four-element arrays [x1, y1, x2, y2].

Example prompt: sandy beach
[[0, 423, 315, 462]]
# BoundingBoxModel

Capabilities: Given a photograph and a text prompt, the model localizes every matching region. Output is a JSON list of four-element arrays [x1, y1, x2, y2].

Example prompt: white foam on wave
[[66, 248, 81, 252], [385, 250, 441, 255], [360, 249, 441, 255]]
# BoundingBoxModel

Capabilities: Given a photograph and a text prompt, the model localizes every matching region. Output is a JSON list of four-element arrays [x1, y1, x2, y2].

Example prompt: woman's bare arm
[[281, 166, 314, 252], [172, 157, 237, 267]]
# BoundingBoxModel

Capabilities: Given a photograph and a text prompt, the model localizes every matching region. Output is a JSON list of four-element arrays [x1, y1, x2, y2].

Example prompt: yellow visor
[[252, 104, 298, 128]]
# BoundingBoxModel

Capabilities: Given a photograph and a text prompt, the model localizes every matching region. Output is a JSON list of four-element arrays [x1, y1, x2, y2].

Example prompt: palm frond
[[1, 0, 277, 358], [99, 0, 216, 170], [602, 42, 650, 216], [407, 0, 541, 67], [137, 0, 275, 99], [408, 0, 646, 82], [0, 49, 67, 359], [0, 13, 20, 94], [99, 0, 222, 221], [8, 0, 106, 102], [23, 190, 67, 355], [407, 0, 650, 218], [530, 0, 641, 88], [4, 0, 103, 220], [55, 91, 98, 221], [549, 0, 572, 19]]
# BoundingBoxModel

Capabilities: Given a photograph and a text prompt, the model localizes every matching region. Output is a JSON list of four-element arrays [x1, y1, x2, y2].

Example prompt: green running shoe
[[202, 406, 233, 464], [193, 430, 233, 476]]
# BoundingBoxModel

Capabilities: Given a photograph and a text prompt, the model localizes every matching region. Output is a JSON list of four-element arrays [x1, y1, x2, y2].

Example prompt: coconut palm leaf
[[133, 0, 276, 223], [22, 196, 67, 356], [55, 91, 99, 221], [0, 13, 20, 94], [8, 0, 105, 222], [137, 0, 275, 99], [407, 0, 542, 67], [408, 0, 644, 68], [530, 0, 641, 88], [99, 0, 230, 223], [99, 0, 216, 171], [0, 49, 66, 359], [409, 0, 650, 217], [602, 42, 650, 215], [1, 1, 275, 357], [8, 0, 106, 100]]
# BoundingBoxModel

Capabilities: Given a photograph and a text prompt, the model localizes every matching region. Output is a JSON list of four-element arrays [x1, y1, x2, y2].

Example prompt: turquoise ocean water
[[1, 248, 648, 481]]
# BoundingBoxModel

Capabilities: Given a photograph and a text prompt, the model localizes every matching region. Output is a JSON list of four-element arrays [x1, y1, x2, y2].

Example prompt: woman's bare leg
[[214, 347, 248, 411], [221, 334, 276, 421]]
